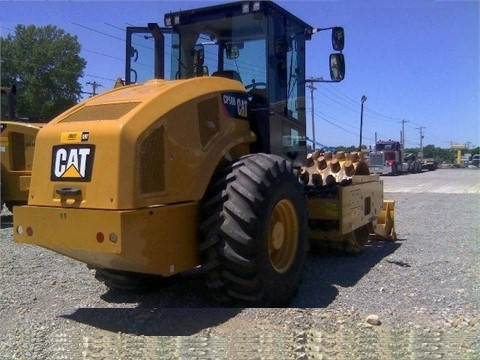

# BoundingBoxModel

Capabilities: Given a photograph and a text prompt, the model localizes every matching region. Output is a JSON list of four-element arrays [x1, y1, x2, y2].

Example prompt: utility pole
[[306, 77, 323, 149], [86, 81, 103, 97], [416, 126, 425, 158], [399, 119, 409, 152], [306, 80, 317, 149]]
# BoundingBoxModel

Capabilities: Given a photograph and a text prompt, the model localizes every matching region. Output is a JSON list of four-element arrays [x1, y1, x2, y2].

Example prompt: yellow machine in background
[[1, 85, 43, 211], [14, 1, 394, 306], [1, 121, 42, 211], [451, 143, 467, 166]]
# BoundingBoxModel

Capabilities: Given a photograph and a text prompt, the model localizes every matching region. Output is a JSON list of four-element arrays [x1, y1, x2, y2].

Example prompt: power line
[[305, 80, 377, 143], [315, 88, 404, 128], [316, 88, 359, 115], [72, 23, 125, 42], [104, 23, 126, 32], [314, 111, 359, 137], [325, 86, 403, 122], [83, 48, 123, 62], [81, 73, 117, 82], [312, 110, 376, 143]]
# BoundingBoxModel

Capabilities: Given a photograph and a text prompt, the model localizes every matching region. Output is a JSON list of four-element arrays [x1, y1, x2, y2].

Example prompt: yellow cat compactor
[[14, 1, 394, 306], [1, 85, 43, 211], [1, 120, 41, 211]]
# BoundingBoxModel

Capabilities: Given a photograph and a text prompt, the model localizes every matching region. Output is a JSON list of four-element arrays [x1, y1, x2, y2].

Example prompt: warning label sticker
[[60, 131, 90, 143]]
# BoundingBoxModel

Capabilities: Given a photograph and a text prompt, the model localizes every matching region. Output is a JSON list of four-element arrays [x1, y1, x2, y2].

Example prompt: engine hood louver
[[59, 102, 141, 123]]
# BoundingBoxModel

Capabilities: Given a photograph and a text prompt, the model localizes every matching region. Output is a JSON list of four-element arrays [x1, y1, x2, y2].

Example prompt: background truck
[[471, 154, 480, 168], [369, 139, 422, 175], [14, 1, 394, 307], [421, 158, 438, 171]]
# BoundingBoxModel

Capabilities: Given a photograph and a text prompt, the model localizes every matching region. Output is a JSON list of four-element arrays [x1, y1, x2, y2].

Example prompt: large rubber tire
[[94, 268, 172, 293], [200, 153, 308, 307]]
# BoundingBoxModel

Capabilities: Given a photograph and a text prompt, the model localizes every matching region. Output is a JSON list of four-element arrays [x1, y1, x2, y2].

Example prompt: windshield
[[170, 13, 266, 86], [376, 142, 400, 151]]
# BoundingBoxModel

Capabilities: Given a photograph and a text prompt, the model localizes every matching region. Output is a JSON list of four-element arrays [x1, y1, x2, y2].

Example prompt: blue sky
[[1, 0, 479, 149]]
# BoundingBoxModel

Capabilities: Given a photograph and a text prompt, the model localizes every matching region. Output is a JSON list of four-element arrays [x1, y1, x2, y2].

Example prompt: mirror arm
[[312, 26, 334, 33], [311, 26, 342, 34]]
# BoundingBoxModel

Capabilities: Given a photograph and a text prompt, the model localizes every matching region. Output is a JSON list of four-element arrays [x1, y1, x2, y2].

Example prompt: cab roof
[[164, 1, 313, 34]]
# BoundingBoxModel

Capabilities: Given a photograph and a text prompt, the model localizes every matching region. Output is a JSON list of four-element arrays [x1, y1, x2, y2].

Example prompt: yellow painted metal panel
[[18, 175, 31, 192], [1, 121, 42, 204], [26, 77, 254, 210], [14, 202, 200, 276], [14, 205, 122, 253], [307, 198, 340, 220], [307, 176, 384, 236]]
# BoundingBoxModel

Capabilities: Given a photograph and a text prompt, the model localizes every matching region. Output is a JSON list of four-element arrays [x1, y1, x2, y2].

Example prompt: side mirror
[[226, 44, 240, 59], [332, 27, 344, 51], [329, 53, 345, 82]]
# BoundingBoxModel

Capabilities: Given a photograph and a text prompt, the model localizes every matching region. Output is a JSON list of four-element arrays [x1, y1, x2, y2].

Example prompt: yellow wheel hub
[[268, 199, 298, 273]]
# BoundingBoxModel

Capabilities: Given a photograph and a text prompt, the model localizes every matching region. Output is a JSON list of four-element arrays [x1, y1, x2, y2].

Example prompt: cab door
[[125, 25, 172, 84]]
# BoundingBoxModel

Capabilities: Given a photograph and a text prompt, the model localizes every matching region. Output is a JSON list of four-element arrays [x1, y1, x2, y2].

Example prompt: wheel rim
[[268, 199, 299, 273]]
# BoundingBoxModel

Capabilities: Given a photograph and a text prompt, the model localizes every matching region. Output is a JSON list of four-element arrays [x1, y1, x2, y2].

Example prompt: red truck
[[369, 140, 422, 175]]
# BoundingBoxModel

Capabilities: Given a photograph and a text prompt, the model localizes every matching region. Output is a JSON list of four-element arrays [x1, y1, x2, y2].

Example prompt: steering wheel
[[245, 81, 267, 92], [246, 81, 267, 103]]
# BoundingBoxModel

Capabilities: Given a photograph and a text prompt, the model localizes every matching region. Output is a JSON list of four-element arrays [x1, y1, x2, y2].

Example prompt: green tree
[[336, 145, 364, 153], [406, 144, 456, 163], [1, 25, 86, 122]]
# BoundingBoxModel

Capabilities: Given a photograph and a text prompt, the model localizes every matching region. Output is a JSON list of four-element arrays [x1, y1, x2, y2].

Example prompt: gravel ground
[[1, 169, 479, 359]]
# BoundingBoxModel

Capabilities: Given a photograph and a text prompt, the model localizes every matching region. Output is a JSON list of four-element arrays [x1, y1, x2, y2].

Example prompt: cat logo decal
[[51, 145, 95, 182]]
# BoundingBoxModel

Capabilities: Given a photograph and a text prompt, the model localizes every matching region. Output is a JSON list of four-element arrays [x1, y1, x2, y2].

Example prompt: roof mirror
[[332, 27, 344, 51], [226, 44, 242, 59], [329, 53, 345, 81]]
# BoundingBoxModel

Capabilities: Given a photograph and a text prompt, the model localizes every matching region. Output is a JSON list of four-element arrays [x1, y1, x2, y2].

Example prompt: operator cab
[[125, 1, 344, 166]]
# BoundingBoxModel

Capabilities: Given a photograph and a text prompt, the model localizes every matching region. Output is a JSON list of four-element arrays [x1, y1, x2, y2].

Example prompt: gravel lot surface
[[1, 168, 479, 359]]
